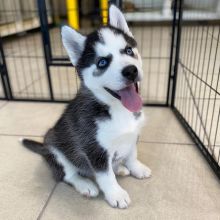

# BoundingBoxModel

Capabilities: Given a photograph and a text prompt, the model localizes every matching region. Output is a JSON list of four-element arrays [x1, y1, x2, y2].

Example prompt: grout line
[[37, 183, 58, 220], [139, 140, 194, 145], [139, 140, 220, 147], [0, 133, 43, 138], [17, 74, 44, 95]]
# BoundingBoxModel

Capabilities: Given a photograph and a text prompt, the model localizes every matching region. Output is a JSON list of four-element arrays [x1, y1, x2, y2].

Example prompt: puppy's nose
[[122, 65, 138, 82]]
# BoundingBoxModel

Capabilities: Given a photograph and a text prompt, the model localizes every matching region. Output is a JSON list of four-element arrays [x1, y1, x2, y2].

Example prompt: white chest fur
[[96, 103, 145, 160]]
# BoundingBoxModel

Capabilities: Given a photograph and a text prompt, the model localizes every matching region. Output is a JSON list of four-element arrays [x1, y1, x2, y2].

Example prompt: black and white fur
[[22, 5, 151, 209]]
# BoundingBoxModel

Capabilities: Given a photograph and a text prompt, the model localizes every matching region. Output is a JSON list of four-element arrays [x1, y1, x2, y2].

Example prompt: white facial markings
[[83, 27, 143, 106], [96, 28, 143, 78], [95, 29, 127, 57], [97, 29, 143, 73]]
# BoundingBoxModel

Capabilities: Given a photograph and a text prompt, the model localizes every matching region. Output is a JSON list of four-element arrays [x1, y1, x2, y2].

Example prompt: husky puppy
[[22, 5, 151, 209]]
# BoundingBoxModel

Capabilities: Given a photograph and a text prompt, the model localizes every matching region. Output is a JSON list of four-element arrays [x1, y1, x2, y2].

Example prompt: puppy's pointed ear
[[109, 4, 133, 37], [61, 26, 86, 65]]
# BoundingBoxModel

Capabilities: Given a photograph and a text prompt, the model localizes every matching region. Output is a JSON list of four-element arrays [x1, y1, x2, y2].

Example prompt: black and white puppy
[[22, 5, 151, 209]]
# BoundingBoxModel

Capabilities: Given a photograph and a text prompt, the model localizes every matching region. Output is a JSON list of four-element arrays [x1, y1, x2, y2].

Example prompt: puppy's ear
[[61, 26, 86, 66], [109, 4, 133, 37]]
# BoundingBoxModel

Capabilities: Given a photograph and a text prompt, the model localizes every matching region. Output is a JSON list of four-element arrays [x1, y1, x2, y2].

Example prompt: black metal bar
[[49, 62, 72, 67], [172, 107, 220, 180], [171, 0, 183, 107], [0, 56, 7, 99], [52, 57, 69, 61], [4, 99, 68, 103], [37, 0, 52, 61], [143, 103, 168, 107], [0, 69, 7, 99], [0, 37, 13, 100], [166, 0, 177, 106], [37, 0, 54, 100]]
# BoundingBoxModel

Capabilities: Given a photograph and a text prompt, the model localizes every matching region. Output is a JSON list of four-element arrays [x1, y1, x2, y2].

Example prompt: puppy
[[22, 5, 151, 209]]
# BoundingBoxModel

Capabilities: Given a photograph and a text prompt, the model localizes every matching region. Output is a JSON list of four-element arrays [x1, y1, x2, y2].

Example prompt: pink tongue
[[118, 84, 142, 112]]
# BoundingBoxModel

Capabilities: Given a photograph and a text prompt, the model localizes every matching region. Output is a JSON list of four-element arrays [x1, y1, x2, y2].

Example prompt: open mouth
[[104, 83, 142, 112]]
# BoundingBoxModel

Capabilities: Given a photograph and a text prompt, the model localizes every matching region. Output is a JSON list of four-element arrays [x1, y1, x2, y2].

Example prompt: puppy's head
[[61, 5, 143, 112]]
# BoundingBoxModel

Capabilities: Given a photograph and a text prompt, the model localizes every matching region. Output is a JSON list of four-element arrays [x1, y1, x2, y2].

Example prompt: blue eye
[[97, 58, 108, 68], [125, 47, 134, 56]]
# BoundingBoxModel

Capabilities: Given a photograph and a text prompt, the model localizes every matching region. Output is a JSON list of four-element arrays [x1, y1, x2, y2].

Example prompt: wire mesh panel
[[0, 0, 175, 104], [43, 0, 104, 100], [131, 26, 171, 104], [48, 0, 101, 58], [174, 0, 220, 176], [0, 0, 51, 100], [49, 66, 80, 100]]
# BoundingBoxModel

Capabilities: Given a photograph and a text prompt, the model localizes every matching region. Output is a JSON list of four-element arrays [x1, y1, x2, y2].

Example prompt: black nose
[[122, 65, 138, 82]]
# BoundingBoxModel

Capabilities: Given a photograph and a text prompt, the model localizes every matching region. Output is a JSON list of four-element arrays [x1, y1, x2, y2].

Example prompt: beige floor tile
[[0, 102, 65, 136], [0, 101, 7, 108], [40, 142, 220, 220], [0, 136, 55, 220], [140, 108, 193, 144]]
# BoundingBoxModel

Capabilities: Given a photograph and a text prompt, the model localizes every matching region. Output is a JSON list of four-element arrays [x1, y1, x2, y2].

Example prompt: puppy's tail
[[20, 138, 49, 156]]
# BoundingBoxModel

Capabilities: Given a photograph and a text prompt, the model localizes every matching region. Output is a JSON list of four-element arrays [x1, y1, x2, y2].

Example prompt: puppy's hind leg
[[115, 164, 130, 176], [51, 147, 99, 197], [65, 173, 99, 197]]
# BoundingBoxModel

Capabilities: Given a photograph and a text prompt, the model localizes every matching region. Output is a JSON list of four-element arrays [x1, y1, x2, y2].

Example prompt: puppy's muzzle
[[122, 65, 139, 83]]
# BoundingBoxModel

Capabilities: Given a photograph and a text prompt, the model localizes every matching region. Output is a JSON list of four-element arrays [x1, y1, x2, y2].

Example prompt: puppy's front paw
[[105, 186, 131, 209], [129, 161, 151, 179]]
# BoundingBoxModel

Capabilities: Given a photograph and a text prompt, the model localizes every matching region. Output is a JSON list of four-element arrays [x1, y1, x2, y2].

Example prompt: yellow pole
[[66, 0, 79, 30], [100, 0, 108, 25]]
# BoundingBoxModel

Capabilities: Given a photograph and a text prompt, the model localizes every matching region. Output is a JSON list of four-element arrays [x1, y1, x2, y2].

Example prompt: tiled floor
[[0, 101, 219, 220]]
